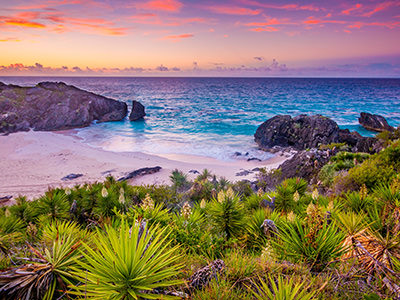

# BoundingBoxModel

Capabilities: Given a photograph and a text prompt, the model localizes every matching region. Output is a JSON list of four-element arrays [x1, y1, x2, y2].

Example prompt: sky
[[0, 0, 399, 77]]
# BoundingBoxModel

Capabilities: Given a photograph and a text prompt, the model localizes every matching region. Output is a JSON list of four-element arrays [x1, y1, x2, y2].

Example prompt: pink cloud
[[137, 0, 183, 12], [250, 27, 279, 32], [303, 17, 346, 25], [206, 6, 261, 16], [362, 1, 398, 17], [237, 0, 321, 12], [163, 33, 194, 41], [348, 21, 400, 29], [130, 13, 206, 27], [341, 3, 362, 15]]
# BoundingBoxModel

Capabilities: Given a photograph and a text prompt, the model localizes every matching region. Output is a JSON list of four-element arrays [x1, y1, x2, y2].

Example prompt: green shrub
[[208, 189, 246, 240]]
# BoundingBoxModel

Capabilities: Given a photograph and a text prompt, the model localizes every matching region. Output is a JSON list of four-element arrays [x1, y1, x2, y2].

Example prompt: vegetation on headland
[[0, 137, 400, 299]]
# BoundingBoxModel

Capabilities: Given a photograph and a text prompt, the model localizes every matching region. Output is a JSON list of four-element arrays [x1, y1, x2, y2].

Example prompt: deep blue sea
[[1, 77, 399, 161]]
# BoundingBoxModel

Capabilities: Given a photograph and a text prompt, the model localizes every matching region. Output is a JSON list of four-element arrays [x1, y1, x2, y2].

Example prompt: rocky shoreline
[[0, 81, 146, 135]]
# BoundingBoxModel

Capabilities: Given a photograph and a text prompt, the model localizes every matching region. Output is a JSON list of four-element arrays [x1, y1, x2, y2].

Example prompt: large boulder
[[358, 112, 394, 132], [129, 100, 146, 121], [0, 81, 127, 134], [255, 114, 382, 154], [254, 114, 341, 151]]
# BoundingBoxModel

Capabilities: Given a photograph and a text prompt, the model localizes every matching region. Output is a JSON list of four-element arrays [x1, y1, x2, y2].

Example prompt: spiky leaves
[[249, 275, 315, 300], [271, 219, 345, 271], [72, 222, 183, 299], [0, 221, 81, 300], [208, 189, 245, 240]]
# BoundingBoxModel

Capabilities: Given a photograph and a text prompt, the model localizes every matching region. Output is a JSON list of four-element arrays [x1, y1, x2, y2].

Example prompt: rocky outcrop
[[117, 166, 161, 181], [254, 115, 341, 151], [0, 81, 127, 135], [359, 112, 394, 132], [278, 149, 334, 182], [255, 114, 382, 154], [188, 259, 225, 290], [129, 100, 146, 121]]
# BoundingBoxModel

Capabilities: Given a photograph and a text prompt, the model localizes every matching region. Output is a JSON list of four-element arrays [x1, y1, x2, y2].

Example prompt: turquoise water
[[1, 77, 399, 161]]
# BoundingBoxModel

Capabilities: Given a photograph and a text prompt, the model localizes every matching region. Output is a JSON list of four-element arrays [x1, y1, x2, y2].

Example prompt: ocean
[[1, 77, 399, 161]]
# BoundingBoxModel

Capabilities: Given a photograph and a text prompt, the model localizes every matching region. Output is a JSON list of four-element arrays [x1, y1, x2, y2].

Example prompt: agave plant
[[248, 275, 315, 300], [72, 221, 183, 299], [208, 189, 246, 240], [0, 221, 81, 299]]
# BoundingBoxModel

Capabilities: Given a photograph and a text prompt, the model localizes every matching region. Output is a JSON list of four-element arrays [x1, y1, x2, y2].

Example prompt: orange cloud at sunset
[[4, 19, 46, 28]]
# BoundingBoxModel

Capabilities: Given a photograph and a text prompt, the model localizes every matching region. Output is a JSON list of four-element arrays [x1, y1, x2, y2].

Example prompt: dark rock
[[0, 81, 127, 135], [0, 195, 12, 204], [359, 112, 394, 132], [129, 100, 146, 121], [261, 219, 278, 236], [188, 259, 225, 290], [338, 129, 381, 153], [61, 173, 83, 181], [261, 196, 275, 211], [118, 166, 161, 181], [247, 157, 262, 162], [255, 114, 382, 154], [234, 152, 242, 156], [69, 200, 77, 216], [254, 114, 341, 151], [278, 149, 331, 182], [252, 167, 261, 172], [188, 169, 199, 174], [236, 170, 252, 176]]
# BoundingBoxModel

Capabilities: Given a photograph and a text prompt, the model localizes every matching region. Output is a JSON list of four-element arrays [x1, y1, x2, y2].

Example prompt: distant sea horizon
[[1, 76, 399, 161]]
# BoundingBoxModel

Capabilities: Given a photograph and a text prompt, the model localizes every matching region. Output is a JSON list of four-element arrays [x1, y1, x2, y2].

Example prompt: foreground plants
[[71, 221, 184, 299]]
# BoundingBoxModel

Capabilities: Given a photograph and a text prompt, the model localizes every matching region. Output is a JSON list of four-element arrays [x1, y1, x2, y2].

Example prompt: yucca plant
[[245, 208, 273, 251], [271, 219, 345, 271], [35, 190, 70, 220], [72, 221, 184, 299], [248, 275, 315, 300], [208, 189, 246, 240], [0, 216, 24, 254], [343, 191, 373, 213], [170, 169, 189, 191], [0, 221, 81, 299], [335, 211, 370, 260]]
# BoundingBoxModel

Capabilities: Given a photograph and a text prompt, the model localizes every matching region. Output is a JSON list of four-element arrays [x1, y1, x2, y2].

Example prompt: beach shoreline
[[0, 130, 290, 201]]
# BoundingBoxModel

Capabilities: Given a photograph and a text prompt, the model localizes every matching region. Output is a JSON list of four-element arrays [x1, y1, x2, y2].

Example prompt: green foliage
[[271, 219, 345, 271], [249, 275, 315, 300], [170, 169, 189, 191], [72, 222, 183, 299], [36, 190, 70, 220], [319, 142, 348, 151], [208, 190, 246, 240], [342, 191, 373, 213]]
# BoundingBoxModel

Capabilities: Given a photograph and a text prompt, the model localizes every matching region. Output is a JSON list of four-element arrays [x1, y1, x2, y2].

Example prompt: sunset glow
[[0, 0, 399, 76]]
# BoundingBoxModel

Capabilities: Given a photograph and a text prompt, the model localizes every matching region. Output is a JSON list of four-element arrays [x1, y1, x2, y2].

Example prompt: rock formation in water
[[0, 81, 127, 135], [254, 114, 381, 153], [358, 112, 394, 132], [129, 100, 146, 121]]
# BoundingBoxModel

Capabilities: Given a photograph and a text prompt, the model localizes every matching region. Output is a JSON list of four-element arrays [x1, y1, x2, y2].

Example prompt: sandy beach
[[0, 130, 290, 201]]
